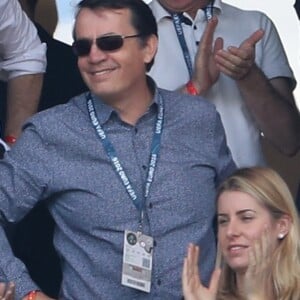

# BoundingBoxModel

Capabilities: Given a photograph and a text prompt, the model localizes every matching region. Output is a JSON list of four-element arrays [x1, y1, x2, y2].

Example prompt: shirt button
[[153, 240, 157, 247], [157, 279, 161, 285], [142, 165, 147, 170], [148, 202, 153, 209]]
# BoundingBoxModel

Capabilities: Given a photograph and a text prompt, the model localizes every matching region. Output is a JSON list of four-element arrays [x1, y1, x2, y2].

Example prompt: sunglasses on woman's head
[[72, 34, 142, 57]]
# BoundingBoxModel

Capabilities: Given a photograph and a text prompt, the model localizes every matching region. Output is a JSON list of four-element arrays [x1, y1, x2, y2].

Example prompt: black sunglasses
[[72, 34, 142, 57]]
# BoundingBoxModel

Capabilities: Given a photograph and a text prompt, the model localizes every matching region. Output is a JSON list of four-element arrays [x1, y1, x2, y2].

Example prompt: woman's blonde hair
[[216, 167, 300, 300]]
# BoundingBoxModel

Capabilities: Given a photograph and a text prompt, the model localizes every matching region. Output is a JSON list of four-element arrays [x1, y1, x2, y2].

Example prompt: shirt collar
[[150, 0, 222, 23], [88, 93, 114, 125]]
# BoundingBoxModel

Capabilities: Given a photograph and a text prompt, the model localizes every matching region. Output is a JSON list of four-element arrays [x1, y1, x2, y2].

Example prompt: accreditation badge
[[121, 230, 153, 293]]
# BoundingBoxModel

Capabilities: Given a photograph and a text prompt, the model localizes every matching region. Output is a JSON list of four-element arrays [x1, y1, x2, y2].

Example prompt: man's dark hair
[[74, 0, 158, 71]]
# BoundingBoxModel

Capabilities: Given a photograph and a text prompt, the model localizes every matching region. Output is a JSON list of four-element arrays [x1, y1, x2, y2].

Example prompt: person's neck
[[101, 80, 154, 126]]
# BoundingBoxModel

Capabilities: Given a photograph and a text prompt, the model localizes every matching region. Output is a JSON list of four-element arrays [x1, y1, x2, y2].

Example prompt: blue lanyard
[[86, 93, 164, 228], [172, 13, 194, 78], [171, 1, 215, 77]]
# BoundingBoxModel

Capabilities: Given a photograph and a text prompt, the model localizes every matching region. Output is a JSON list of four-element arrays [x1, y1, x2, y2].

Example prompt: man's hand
[[192, 16, 222, 94], [214, 29, 264, 80]]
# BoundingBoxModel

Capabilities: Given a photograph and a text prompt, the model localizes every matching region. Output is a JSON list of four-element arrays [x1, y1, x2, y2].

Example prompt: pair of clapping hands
[[182, 231, 272, 300]]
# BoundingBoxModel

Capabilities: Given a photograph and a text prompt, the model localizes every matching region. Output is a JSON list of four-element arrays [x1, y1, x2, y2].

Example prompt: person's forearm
[[237, 64, 300, 156], [5, 73, 43, 141]]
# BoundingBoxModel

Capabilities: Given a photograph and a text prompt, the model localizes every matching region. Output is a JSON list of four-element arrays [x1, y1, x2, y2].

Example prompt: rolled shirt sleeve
[[0, 0, 47, 81]]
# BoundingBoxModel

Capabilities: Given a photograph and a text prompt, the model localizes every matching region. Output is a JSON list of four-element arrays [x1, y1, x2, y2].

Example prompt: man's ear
[[143, 34, 158, 66], [277, 214, 291, 240]]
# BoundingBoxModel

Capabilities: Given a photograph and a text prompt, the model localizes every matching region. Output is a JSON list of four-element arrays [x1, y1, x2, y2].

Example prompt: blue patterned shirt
[[0, 85, 236, 299]]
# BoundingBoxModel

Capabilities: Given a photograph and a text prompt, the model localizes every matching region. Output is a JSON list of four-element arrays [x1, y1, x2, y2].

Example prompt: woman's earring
[[278, 233, 285, 240]]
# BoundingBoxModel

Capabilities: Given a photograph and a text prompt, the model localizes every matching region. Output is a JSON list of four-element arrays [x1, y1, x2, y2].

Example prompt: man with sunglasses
[[0, 0, 235, 299], [148, 0, 300, 168]]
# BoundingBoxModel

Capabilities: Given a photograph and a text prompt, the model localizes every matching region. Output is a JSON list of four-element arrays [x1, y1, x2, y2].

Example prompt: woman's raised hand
[[182, 243, 221, 300], [243, 230, 272, 300]]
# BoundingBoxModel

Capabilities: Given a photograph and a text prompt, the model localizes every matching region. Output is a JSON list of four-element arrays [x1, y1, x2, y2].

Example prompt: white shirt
[[0, 0, 46, 81], [149, 0, 295, 167]]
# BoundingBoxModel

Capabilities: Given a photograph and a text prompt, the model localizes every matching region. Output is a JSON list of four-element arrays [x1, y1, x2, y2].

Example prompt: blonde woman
[[183, 167, 300, 300]]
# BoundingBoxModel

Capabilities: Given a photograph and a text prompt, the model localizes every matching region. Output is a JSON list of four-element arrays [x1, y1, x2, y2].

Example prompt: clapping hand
[[182, 243, 221, 300], [214, 29, 264, 80], [192, 16, 222, 94], [192, 19, 264, 92], [242, 230, 272, 300]]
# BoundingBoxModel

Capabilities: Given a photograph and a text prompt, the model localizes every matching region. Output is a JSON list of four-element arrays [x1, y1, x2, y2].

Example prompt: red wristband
[[27, 290, 38, 300], [4, 135, 17, 144], [186, 80, 199, 95]]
